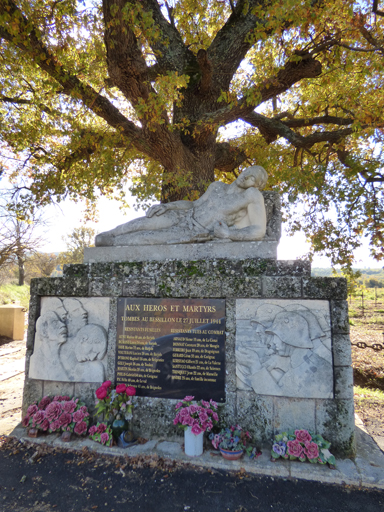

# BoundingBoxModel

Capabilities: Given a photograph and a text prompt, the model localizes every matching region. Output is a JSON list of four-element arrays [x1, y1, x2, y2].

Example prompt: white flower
[[320, 449, 331, 459]]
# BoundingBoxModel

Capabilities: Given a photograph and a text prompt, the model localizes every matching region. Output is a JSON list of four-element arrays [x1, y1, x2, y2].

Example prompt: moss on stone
[[175, 261, 205, 278], [63, 264, 89, 277]]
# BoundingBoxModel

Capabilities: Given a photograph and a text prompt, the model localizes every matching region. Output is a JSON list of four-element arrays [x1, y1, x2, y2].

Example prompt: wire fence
[[347, 290, 384, 352]]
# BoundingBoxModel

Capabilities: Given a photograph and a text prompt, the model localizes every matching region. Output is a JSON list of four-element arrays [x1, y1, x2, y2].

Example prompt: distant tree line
[[0, 226, 95, 286], [312, 268, 384, 289]]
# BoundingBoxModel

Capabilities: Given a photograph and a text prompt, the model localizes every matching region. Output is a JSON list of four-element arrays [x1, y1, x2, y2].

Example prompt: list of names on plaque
[[116, 298, 225, 401]]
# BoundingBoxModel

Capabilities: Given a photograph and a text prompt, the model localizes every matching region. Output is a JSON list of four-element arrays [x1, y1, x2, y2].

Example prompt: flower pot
[[117, 430, 137, 448], [184, 427, 204, 457], [111, 419, 128, 440], [219, 448, 244, 460], [61, 431, 72, 442]]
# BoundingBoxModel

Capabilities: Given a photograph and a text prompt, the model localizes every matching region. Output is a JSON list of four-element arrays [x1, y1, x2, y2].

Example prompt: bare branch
[[373, 0, 384, 17], [241, 111, 358, 148], [281, 115, 355, 129], [0, 94, 54, 114]]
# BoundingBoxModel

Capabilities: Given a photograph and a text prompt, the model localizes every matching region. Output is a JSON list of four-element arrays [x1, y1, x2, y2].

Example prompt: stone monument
[[85, 166, 281, 262], [22, 165, 355, 455]]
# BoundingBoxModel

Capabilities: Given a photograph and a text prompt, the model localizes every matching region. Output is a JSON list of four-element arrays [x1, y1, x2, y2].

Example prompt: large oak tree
[[0, 0, 383, 266]]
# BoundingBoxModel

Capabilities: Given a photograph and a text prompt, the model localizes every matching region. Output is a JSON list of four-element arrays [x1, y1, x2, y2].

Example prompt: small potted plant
[[210, 425, 254, 460], [174, 396, 219, 456], [22, 395, 90, 441], [94, 381, 136, 444]]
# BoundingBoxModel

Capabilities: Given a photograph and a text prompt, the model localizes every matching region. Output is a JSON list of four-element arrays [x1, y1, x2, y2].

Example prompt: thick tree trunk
[[160, 149, 216, 202]]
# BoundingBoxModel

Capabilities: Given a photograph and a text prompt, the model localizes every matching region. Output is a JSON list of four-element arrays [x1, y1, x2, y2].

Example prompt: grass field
[[0, 284, 30, 310]]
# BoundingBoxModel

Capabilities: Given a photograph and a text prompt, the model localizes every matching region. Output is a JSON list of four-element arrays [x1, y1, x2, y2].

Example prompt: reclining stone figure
[[95, 165, 268, 246]]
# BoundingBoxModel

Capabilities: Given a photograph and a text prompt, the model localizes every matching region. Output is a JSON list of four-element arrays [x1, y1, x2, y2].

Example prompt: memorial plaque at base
[[116, 298, 226, 401]]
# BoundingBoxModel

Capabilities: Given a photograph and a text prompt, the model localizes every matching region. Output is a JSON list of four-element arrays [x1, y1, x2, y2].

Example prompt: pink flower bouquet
[[271, 429, 336, 465], [173, 396, 219, 435], [88, 422, 114, 447], [22, 396, 90, 436], [94, 381, 136, 422]]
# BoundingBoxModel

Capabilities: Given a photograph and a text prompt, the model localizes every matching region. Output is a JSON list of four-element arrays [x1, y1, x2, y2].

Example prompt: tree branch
[[102, 0, 157, 112], [140, 0, 194, 74], [354, 12, 384, 56], [200, 51, 322, 127], [241, 111, 356, 148], [281, 115, 355, 128], [0, 94, 55, 114], [0, 0, 151, 154], [337, 148, 384, 182], [208, 0, 272, 90], [373, 0, 384, 17], [55, 132, 129, 172]]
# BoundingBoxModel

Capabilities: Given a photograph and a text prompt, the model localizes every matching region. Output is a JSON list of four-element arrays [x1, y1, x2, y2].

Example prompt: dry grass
[[349, 295, 384, 439], [349, 296, 384, 389]]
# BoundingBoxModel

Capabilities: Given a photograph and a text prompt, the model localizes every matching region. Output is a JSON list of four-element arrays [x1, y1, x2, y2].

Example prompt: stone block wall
[[23, 258, 355, 456]]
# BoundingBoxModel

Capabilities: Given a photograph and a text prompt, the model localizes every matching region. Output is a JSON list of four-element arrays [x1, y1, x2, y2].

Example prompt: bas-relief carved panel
[[29, 297, 110, 383], [236, 299, 333, 399]]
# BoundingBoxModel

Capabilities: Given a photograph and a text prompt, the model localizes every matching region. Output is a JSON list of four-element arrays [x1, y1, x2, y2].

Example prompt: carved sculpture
[[73, 324, 108, 382], [236, 300, 333, 399], [95, 165, 268, 246], [29, 310, 68, 381], [29, 298, 108, 383]]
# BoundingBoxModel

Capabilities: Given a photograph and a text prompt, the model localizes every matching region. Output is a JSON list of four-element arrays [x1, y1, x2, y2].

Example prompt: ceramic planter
[[117, 429, 137, 448], [184, 427, 204, 457], [111, 418, 128, 440], [219, 448, 244, 460]]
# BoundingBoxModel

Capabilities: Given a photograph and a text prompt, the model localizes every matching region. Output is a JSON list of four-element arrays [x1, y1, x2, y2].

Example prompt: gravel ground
[[0, 436, 383, 512]]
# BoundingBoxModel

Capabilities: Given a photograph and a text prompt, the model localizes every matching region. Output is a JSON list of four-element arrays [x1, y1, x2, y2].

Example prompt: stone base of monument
[[84, 241, 279, 263], [23, 256, 355, 457]]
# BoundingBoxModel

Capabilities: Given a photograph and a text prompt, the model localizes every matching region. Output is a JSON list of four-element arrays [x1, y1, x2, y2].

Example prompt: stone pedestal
[[23, 256, 355, 456]]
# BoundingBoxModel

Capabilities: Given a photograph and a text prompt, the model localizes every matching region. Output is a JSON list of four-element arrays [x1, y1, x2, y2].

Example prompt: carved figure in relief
[[59, 298, 88, 377], [73, 324, 108, 382], [29, 298, 108, 383], [95, 165, 268, 246], [236, 303, 333, 399], [29, 310, 68, 381], [236, 304, 283, 384]]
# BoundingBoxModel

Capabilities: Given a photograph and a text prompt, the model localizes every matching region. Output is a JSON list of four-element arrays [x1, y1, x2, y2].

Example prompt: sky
[[38, 192, 383, 269]]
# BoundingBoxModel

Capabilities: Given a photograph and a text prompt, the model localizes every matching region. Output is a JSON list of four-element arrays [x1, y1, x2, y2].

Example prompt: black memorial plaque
[[116, 298, 226, 401]]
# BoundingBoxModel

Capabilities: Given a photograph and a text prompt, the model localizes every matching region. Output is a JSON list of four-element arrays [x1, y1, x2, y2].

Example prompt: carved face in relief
[[74, 324, 107, 362], [36, 310, 67, 346], [265, 311, 313, 352], [43, 298, 68, 324], [63, 298, 88, 337]]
